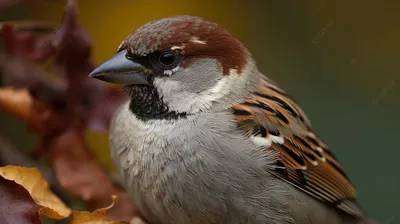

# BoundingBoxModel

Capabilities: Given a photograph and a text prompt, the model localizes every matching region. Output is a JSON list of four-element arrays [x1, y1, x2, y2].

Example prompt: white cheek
[[207, 76, 227, 94], [153, 68, 240, 113], [153, 78, 182, 98], [197, 70, 239, 103]]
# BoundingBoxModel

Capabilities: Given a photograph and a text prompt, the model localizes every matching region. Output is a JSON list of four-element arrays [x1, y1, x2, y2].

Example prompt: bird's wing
[[232, 76, 364, 217]]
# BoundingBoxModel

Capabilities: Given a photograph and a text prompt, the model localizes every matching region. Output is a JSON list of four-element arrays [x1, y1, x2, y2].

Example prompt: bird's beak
[[88, 50, 149, 85]]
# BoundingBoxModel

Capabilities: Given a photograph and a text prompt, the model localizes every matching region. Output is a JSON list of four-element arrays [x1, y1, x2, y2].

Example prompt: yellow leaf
[[70, 195, 128, 224], [0, 165, 72, 219], [0, 165, 137, 223]]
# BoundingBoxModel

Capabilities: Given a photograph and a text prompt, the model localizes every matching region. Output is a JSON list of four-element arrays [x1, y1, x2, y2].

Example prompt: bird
[[89, 15, 379, 224]]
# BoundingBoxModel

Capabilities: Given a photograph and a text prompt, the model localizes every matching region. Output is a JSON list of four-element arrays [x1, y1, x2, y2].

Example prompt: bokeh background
[[1, 0, 399, 222]]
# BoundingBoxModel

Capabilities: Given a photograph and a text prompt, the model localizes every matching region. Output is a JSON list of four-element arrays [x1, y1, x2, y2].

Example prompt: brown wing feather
[[232, 76, 363, 217]]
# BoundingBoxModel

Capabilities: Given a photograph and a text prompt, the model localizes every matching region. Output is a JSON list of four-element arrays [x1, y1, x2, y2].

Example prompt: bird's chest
[[110, 115, 193, 191], [109, 105, 204, 222]]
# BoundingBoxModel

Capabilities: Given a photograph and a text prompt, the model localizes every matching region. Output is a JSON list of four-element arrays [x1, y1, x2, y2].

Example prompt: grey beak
[[88, 50, 149, 85]]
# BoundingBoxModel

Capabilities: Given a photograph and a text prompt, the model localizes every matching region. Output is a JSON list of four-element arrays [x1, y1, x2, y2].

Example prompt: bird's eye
[[158, 51, 177, 67]]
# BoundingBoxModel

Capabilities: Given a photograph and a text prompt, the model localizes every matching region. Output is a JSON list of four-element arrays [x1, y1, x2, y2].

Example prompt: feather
[[232, 76, 364, 217]]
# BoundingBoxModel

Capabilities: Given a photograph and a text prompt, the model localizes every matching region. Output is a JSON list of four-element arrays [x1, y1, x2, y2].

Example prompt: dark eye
[[158, 51, 177, 67]]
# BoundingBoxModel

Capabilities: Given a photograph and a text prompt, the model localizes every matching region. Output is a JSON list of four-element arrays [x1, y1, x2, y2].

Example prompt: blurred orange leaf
[[0, 87, 31, 118], [0, 87, 46, 133], [0, 86, 55, 135]]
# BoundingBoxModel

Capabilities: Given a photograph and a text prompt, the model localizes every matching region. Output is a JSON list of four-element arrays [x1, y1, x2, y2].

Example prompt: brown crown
[[118, 15, 249, 75]]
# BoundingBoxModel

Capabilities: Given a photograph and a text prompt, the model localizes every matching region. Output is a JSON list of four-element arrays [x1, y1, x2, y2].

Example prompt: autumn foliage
[[0, 0, 141, 223]]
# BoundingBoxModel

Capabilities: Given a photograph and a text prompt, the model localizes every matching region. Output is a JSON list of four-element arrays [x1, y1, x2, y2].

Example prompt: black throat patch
[[123, 85, 187, 121]]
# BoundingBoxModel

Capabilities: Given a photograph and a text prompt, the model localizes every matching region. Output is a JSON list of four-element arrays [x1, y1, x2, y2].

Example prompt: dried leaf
[[0, 165, 139, 223], [70, 195, 128, 224], [0, 87, 135, 221], [1, 0, 127, 132], [0, 87, 34, 124], [0, 177, 42, 224], [0, 87, 47, 133], [0, 0, 137, 222], [43, 129, 138, 221], [0, 165, 72, 219]]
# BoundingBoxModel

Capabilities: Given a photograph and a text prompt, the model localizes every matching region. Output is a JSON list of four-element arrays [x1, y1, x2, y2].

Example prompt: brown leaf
[[0, 177, 42, 224], [1, 4, 126, 131], [0, 165, 72, 219], [70, 195, 128, 224], [0, 88, 135, 221], [1, 21, 55, 61], [43, 128, 138, 221], [1, 0, 95, 122], [0, 0, 138, 222], [1, 2, 126, 132], [0, 166, 140, 224]]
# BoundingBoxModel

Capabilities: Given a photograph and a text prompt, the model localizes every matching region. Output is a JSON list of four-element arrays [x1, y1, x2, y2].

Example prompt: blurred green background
[[1, 0, 399, 223]]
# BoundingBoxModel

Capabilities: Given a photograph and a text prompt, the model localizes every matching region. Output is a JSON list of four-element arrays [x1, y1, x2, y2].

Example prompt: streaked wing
[[232, 76, 363, 217]]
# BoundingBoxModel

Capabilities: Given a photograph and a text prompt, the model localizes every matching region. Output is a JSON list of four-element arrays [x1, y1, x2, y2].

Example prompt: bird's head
[[89, 15, 260, 120]]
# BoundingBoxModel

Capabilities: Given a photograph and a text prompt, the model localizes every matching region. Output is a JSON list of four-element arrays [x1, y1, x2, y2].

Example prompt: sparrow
[[89, 15, 379, 224]]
